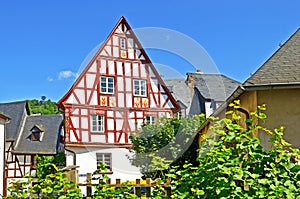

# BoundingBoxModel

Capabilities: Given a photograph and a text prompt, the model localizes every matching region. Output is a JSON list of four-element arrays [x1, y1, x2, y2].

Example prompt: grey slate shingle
[[164, 78, 191, 108], [164, 74, 240, 114], [244, 28, 300, 86]]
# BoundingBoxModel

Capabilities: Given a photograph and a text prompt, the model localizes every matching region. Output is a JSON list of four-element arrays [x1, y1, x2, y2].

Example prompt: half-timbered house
[[58, 17, 180, 181], [0, 113, 10, 197], [0, 101, 63, 196]]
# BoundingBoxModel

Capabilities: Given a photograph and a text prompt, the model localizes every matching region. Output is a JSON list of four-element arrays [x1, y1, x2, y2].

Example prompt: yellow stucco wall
[[198, 88, 300, 150], [257, 88, 300, 149]]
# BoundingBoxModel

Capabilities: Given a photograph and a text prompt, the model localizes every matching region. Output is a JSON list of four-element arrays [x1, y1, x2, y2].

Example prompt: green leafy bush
[[160, 101, 300, 198], [6, 156, 81, 199]]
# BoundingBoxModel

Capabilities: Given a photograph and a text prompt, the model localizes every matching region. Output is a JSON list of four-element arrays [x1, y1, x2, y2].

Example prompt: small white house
[[0, 113, 10, 197]]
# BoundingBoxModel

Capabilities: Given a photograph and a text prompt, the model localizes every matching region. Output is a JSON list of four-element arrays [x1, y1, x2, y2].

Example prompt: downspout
[[57, 104, 76, 166]]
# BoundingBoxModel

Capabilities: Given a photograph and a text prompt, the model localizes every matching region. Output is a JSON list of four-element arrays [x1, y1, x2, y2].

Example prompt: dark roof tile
[[13, 114, 63, 155], [0, 101, 29, 141]]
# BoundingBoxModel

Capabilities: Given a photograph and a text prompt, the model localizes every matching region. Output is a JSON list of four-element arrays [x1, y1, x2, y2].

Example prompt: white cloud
[[58, 70, 78, 80], [47, 76, 54, 82]]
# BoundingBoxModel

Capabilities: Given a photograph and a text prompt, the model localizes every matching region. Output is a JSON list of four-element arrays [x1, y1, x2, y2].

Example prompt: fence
[[76, 173, 172, 198]]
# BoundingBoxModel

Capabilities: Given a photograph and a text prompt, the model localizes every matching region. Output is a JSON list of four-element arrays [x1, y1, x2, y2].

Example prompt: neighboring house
[[0, 113, 10, 197], [197, 28, 300, 149], [0, 101, 63, 196], [164, 71, 240, 117], [58, 17, 180, 182]]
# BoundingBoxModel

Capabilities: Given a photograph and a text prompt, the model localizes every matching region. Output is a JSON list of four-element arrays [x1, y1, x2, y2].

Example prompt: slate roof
[[164, 74, 240, 115], [187, 73, 240, 101], [0, 101, 29, 141], [244, 28, 300, 86], [164, 78, 191, 108], [13, 114, 63, 155]]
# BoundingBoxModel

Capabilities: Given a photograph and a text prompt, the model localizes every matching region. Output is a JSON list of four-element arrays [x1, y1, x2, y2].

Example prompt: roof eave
[[243, 83, 300, 90], [12, 151, 57, 155]]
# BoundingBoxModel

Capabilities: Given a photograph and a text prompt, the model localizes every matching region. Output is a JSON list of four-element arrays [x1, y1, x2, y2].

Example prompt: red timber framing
[[5, 142, 36, 178], [58, 16, 180, 147]]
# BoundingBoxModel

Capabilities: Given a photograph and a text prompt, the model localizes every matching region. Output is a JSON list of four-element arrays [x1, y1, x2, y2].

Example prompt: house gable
[[58, 17, 180, 145]]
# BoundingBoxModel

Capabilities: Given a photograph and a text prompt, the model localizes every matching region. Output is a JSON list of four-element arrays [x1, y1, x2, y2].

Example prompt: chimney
[[196, 69, 203, 74]]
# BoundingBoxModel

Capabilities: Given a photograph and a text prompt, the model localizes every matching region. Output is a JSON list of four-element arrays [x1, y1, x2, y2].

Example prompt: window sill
[[90, 132, 105, 134], [94, 171, 113, 175]]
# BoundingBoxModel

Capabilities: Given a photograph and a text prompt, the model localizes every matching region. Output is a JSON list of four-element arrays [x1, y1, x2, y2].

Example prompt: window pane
[[91, 115, 105, 133], [134, 79, 147, 96], [100, 76, 114, 94], [96, 153, 111, 170]]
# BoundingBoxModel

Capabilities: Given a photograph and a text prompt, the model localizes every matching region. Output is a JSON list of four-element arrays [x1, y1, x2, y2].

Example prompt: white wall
[[0, 119, 5, 197], [66, 147, 142, 183]]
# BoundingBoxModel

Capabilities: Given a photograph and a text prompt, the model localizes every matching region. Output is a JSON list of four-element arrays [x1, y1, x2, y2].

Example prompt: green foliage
[[6, 156, 81, 199], [129, 115, 205, 178], [155, 100, 300, 198], [53, 151, 66, 167], [27, 98, 61, 115], [92, 163, 138, 199]]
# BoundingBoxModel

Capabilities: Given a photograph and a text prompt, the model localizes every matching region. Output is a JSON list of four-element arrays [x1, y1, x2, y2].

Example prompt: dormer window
[[30, 125, 44, 141]]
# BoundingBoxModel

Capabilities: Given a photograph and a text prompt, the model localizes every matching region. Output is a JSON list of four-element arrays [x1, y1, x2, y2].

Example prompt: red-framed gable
[[58, 16, 180, 112]]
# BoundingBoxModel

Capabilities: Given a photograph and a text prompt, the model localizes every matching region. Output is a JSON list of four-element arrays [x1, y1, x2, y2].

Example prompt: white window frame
[[100, 76, 114, 94], [134, 79, 147, 97], [96, 153, 112, 171], [144, 116, 156, 124], [120, 37, 126, 50], [91, 115, 105, 133]]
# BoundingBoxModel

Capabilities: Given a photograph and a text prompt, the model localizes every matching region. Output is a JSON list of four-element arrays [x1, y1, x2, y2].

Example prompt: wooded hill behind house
[[27, 98, 61, 115]]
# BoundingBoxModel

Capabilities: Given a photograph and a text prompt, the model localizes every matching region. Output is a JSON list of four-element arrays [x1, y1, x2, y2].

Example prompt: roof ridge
[[0, 100, 27, 105]]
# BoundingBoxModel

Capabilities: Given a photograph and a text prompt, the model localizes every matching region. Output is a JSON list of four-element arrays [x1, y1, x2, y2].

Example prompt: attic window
[[30, 125, 44, 141], [120, 37, 126, 50]]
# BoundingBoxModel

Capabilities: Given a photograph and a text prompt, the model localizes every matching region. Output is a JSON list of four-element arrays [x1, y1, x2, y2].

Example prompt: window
[[91, 115, 105, 133], [167, 86, 173, 93], [30, 125, 44, 141], [100, 76, 114, 94], [144, 116, 156, 124], [134, 79, 147, 96], [96, 153, 112, 170], [120, 37, 126, 50]]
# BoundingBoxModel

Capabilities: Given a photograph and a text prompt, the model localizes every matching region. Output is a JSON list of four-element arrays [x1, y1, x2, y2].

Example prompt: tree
[[129, 114, 205, 178], [27, 98, 61, 115]]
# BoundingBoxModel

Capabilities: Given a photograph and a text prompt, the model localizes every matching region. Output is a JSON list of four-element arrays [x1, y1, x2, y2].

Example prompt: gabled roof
[[164, 74, 240, 105], [187, 73, 240, 101], [0, 101, 29, 141], [244, 28, 300, 87], [13, 114, 63, 155]]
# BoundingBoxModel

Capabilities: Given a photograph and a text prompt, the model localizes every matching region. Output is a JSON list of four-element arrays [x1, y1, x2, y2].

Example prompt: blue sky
[[0, 0, 299, 102]]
